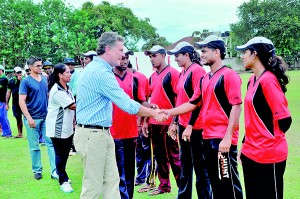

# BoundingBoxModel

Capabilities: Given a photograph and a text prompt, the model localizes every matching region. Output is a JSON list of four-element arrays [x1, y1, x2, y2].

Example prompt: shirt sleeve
[[137, 78, 146, 102], [19, 78, 28, 95], [97, 70, 140, 115], [224, 71, 242, 105], [52, 90, 75, 109], [261, 75, 290, 120], [171, 69, 180, 95]]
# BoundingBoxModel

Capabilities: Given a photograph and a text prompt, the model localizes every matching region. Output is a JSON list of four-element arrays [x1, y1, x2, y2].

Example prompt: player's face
[[59, 65, 72, 83], [149, 53, 164, 69], [84, 57, 92, 66], [174, 53, 188, 68], [120, 55, 129, 68], [240, 49, 254, 69], [200, 47, 216, 66]]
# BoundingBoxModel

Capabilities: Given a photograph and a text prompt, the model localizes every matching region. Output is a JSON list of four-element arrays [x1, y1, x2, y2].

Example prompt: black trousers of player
[[203, 139, 243, 199], [241, 153, 286, 199], [51, 135, 73, 185], [135, 132, 152, 184], [149, 124, 181, 192], [114, 138, 136, 199], [177, 125, 212, 199]]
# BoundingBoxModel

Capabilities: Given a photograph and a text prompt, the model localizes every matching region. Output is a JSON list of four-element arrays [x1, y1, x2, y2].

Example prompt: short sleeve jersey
[[176, 63, 206, 129], [242, 71, 290, 163], [46, 83, 75, 138], [110, 72, 146, 139], [191, 66, 242, 145], [19, 75, 48, 119], [8, 77, 21, 106], [148, 66, 179, 125], [133, 70, 150, 98]]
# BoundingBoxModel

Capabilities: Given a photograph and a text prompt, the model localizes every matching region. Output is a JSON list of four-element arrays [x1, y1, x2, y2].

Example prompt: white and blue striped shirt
[[76, 57, 140, 127]]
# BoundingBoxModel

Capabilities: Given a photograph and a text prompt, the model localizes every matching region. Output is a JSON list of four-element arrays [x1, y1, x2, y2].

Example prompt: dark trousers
[[51, 135, 73, 185], [177, 125, 212, 199], [203, 139, 243, 199], [150, 124, 181, 192], [241, 153, 286, 199], [135, 132, 152, 184], [115, 138, 136, 199]]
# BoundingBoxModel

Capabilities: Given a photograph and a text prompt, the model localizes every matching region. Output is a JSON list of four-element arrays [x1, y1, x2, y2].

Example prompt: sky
[[35, 0, 247, 43]]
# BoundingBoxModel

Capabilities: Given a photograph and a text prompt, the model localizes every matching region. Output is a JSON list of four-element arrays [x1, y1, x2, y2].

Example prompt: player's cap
[[123, 46, 134, 56], [14, 66, 22, 73], [24, 64, 29, 70], [0, 65, 5, 72], [63, 58, 76, 65], [144, 45, 166, 56], [43, 61, 54, 69], [83, 50, 97, 57], [235, 36, 275, 51], [167, 42, 194, 55], [195, 35, 225, 53]]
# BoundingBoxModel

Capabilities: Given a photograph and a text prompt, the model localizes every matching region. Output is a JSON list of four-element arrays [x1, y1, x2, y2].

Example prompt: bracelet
[[173, 122, 178, 125]]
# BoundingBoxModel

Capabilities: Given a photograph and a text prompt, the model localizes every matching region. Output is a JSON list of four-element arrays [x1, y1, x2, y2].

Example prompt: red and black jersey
[[190, 66, 242, 145], [242, 71, 290, 163], [148, 66, 179, 125], [176, 63, 206, 129], [110, 71, 146, 139], [133, 70, 150, 98]]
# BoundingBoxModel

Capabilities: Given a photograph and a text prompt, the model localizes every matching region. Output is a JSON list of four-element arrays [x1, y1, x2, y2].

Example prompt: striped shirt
[[76, 56, 141, 127]]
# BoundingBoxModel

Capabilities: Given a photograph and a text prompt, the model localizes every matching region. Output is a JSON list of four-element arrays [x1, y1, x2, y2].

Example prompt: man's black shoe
[[34, 173, 42, 180]]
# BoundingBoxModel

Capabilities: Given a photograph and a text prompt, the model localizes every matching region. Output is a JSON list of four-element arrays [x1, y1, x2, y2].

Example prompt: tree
[[141, 34, 171, 51], [230, 0, 300, 64]]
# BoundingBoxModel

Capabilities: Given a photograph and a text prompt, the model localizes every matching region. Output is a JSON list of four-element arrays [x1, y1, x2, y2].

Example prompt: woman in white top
[[46, 63, 76, 193]]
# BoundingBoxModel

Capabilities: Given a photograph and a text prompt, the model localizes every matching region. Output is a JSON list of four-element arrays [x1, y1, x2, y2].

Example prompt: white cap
[[14, 66, 22, 73], [123, 46, 134, 55], [195, 35, 224, 47], [83, 50, 97, 56], [235, 37, 274, 51], [167, 42, 194, 55], [144, 45, 166, 55]]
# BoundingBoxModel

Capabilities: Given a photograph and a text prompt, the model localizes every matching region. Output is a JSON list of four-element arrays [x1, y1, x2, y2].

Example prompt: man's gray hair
[[96, 32, 124, 55]]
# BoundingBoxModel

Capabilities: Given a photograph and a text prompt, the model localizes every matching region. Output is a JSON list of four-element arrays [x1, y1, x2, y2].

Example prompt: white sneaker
[[60, 182, 74, 193]]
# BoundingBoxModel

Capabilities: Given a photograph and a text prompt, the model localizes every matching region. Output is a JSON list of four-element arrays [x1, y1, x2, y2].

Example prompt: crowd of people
[[0, 32, 292, 199]]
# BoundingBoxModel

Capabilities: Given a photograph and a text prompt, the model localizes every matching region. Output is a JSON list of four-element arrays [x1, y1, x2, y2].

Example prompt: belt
[[77, 124, 109, 130]]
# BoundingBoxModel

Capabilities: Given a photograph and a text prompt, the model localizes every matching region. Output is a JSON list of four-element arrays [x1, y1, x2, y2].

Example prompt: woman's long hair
[[48, 63, 67, 91], [249, 44, 289, 92]]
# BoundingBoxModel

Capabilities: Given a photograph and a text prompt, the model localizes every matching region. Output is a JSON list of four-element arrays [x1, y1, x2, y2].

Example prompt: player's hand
[[182, 125, 193, 142], [219, 136, 232, 153], [142, 121, 149, 138], [168, 123, 178, 141]]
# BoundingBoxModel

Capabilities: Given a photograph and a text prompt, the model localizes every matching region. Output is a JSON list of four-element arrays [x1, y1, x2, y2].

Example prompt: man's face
[[107, 41, 124, 67], [200, 47, 217, 66], [84, 57, 92, 66], [120, 54, 129, 68], [15, 71, 22, 80], [67, 64, 75, 71], [29, 61, 42, 74], [44, 67, 53, 75], [149, 53, 164, 69]]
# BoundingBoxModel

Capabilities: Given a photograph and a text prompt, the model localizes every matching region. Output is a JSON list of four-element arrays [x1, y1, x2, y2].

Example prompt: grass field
[[0, 71, 299, 199]]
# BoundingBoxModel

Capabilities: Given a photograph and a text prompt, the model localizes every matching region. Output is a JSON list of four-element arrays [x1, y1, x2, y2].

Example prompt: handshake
[[150, 104, 171, 123]]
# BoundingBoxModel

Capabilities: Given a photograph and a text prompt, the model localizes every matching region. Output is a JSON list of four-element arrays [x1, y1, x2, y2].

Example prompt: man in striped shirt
[[74, 32, 167, 199]]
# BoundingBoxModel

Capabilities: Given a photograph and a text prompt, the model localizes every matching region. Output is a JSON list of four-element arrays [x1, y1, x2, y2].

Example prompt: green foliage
[[230, 0, 300, 64], [0, 0, 167, 68]]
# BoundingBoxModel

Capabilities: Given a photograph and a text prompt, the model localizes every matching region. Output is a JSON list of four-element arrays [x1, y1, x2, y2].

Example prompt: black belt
[[77, 124, 109, 130]]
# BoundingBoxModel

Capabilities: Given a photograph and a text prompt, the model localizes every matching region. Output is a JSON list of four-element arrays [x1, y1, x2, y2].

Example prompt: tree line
[[1, 0, 299, 68]]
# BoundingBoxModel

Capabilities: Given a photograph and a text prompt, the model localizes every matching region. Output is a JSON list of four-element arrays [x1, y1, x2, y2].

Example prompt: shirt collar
[[94, 56, 112, 71]]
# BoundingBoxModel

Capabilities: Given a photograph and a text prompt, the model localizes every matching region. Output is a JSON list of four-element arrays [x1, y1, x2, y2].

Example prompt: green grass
[[0, 71, 299, 199]]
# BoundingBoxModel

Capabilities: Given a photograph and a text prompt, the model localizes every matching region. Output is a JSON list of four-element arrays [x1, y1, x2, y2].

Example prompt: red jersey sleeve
[[224, 71, 242, 105], [261, 74, 290, 120]]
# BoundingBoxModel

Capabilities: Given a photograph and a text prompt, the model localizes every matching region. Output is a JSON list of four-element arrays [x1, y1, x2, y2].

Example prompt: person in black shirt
[[6, 66, 24, 138], [0, 65, 12, 137]]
